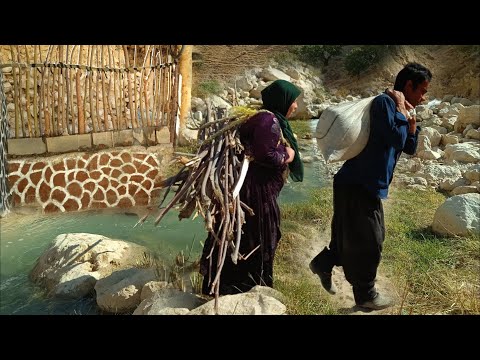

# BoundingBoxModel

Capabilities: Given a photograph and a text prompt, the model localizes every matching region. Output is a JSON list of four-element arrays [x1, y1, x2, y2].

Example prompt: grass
[[275, 188, 338, 314], [171, 118, 479, 315], [289, 119, 314, 140], [381, 187, 479, 315], [274, 186, 479, 315]]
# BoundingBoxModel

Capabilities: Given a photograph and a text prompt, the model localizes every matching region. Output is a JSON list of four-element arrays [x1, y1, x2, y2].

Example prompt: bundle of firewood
[[137, 108, 261, 299]]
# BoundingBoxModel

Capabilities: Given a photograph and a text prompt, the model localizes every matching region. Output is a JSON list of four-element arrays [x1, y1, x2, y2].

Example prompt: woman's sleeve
[[251, 113, 288, 167]]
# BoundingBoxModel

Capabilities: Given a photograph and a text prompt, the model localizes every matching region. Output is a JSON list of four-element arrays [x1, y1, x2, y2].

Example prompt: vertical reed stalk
[[43, 46, 53, 136], [117, 46, 125, 130], [123, 45, 137, 128], [51, 46, 59, 135], [151, 46, 158, 126], [15, 46, 27, 136], [9, 46, 20, 138], [23, 46, 33, 137], [95, 46, 102, 132], [65, 45, 72, 134], [88, 45, 97, 133], [109, 46, 119, 130], [58, 46, 68, 134], [33, 46, 39, 136], [139, 45, 150, 128], [100, 46, 108, 131], [69, 45, 77, 134], [134, 45, 142, 127]]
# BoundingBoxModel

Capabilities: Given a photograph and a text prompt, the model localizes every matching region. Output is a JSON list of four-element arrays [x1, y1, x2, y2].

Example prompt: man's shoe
[[356, 293, 392, 310], [309, 261, 337, 295]]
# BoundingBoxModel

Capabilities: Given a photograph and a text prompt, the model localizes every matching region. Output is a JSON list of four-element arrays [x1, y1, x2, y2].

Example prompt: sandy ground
[[303, 200, 401, 315]]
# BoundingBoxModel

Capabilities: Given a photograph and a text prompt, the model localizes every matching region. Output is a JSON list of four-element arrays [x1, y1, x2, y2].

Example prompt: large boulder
[[444, 143, 480, 163], [30, 233, 150, 298], [188, 291, 286, 315], [432, 193, 480, 236], [95, 268, 157, 313], [133, 287, 206, 315]]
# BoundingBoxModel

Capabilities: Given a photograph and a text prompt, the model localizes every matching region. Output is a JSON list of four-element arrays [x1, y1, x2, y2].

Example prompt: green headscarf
[[261, 79, 303, 182]]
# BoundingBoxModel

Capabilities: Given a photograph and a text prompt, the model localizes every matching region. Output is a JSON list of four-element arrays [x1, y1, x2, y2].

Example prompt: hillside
[[193, 45, 480, 101]]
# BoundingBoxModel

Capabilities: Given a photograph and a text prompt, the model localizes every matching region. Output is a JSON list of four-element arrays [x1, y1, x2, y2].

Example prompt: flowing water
[[0, 120, 330, 314]]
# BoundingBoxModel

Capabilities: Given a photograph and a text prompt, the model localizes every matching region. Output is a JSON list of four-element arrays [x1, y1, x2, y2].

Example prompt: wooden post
[[178, 45, 192, 145]]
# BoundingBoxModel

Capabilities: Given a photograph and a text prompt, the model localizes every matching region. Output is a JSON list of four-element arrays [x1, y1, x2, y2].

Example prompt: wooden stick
[[117, 46, 125, 130], [23, 46, 33, 137], [144, 65, 151, 127], [160, 53, 168, 127], [151, 46, 159, 126], [133, 45, 137, 69], [133, 45, 141, 128], [171, 63, 180, 144], [147, 46, 155, 126], [159, 49, 166, 126], [123, 46, 137, 128], [42, 46, 53, 136], [68, 45, 77, 134], [58, 46, 67, 134], [76, 68, 85, 135], [81, 46, 89, 132], [139, 46, 150, 128], [64, 45, 71, 134], [9, 46, 20, 138], [108, 46, 119, 131], [95, 46, 101, 131], [100, 45, 109, 131], [16, 46, 28, 137], [75, 46, 85, 135], [33, 45, 40, 136], [88, 45, 97, 133], [51, 46, 59, 135]]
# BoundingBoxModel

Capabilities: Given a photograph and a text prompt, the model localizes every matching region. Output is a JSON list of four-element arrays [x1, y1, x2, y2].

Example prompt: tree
[[291, 45, 343, 67]]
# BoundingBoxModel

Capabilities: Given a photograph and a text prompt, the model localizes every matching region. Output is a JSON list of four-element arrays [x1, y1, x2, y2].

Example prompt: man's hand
[[386, 88, 409, 119], [386, 88, 416, 134], [404, 100, 416, 134]]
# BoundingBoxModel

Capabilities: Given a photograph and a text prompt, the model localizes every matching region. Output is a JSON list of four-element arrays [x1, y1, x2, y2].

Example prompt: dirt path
[[302, 197, 400, 315]]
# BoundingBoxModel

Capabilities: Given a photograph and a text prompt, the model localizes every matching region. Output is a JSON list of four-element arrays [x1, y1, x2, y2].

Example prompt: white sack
[[315, 96, 375, 163]]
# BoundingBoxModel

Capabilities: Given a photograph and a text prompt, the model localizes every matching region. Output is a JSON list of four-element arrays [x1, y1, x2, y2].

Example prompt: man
[[309, 63, 431, 310]]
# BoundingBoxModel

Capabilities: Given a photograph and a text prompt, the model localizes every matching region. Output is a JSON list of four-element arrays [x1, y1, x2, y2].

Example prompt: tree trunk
[[178, 45, 192, 145]]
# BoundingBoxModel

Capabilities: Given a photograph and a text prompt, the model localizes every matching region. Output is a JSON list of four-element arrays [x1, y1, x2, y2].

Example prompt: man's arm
[[371, 95, 409, 150], [403, 120, 421, 155]]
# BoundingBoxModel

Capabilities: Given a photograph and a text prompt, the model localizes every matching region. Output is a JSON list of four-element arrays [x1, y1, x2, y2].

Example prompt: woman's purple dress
[[200, 111, 289, 295]]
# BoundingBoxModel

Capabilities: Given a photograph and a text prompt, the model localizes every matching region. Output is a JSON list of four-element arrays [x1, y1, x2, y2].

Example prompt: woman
[[200, 79, 303, 295]]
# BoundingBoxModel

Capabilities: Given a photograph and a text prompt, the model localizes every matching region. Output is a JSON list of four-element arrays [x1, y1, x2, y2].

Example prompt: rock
[[432, 193, 480, 236], [30, 233, 151, 298], [133, 288, 206, 315], [95, 267, 157, 313], [188, 292, 286, 315]]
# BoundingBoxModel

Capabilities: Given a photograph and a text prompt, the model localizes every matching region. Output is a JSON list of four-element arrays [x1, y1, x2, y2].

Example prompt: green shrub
[[193, 79, 223, 98], [291, 45, 343, 67], [344, 45, 388, 76], [273, 51, 299, 65]]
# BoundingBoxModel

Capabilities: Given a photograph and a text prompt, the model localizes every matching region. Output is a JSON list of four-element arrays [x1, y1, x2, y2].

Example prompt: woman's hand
[[285, 147, 295, 164]]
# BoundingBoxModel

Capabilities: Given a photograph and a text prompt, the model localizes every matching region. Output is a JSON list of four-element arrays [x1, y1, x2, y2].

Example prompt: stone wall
[[7, 145, 172, 213]]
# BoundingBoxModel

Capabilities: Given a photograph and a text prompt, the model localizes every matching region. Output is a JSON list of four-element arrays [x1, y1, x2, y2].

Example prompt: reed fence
[[0, 45, 183, 142]]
